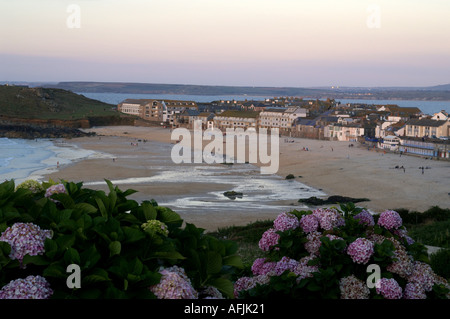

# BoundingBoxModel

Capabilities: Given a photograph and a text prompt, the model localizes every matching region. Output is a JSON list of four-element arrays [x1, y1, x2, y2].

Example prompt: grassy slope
[[0, 85, 118, 120]]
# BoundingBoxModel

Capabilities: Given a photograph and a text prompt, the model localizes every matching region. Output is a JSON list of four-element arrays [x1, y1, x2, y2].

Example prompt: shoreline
[[31, 125, 450, 231]]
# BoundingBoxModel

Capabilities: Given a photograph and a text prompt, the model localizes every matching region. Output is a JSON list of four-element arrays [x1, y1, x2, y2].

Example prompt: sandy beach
[[43, 125, 450, 231]]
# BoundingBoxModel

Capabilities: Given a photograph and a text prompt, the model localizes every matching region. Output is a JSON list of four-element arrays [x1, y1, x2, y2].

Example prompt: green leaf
[[74, 203, 98, 214], [142, 201, 157, 220], [152, 251, 185, 260], [22, 254, 50, 266], [64, 247, 81, 265], [122, 226, 146, 243], [206, 251, 222, 274], [44, 238, 58, 259], [83, 268, 111, 284], [43, 264, 67, 279], [109, 241, 121, 257], [95, 197, 108, 218], [156, 207, 182, 225], [223, 255, 243, 268], [209, 278, 234, 299]]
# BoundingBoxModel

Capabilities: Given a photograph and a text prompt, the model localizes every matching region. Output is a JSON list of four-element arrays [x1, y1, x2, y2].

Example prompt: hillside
[[42, 81, 450, 101], [0, 85, 136, 138], [0, 85, 120, 120]]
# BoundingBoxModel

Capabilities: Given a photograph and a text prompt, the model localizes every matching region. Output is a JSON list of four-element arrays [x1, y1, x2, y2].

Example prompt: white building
[[380, 135, 400, 151]]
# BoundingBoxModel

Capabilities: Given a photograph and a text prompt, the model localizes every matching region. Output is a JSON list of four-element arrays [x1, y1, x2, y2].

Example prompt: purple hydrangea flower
[[312, 208, 345, 230], [299, 214, 319, 233], [0, 222, 52, 266], [347, 238, 374, 264], [354, 210, 375, 226], [0, 275, 53, 299], [258, 228, 280, 252], [149, 266, 198, 299], [44, 183, 67, 202], [273, 212, 300, 232], [376, 278, 403, 299], [377, 210, 403, 230]]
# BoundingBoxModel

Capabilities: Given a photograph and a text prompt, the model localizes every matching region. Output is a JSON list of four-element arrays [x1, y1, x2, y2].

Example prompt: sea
[[0, 92, 448, 214], [79, 92, 450, 115]]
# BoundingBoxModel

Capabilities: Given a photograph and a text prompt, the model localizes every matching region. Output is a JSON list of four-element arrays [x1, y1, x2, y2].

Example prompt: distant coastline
[[21, 81, 450, 102]]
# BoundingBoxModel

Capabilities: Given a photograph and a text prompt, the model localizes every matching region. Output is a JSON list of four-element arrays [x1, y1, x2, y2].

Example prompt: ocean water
[[84, 140, 326, 214], [0, 137, 112, 185], [80, 92, 449, 115]]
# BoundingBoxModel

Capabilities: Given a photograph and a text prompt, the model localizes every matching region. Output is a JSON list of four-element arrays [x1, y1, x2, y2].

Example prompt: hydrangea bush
[[235, 204, 450, 299], [0, 179, 243, 299]]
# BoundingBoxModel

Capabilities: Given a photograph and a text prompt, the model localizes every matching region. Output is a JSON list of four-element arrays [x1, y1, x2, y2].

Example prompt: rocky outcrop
[[0, 123, 93, 139]]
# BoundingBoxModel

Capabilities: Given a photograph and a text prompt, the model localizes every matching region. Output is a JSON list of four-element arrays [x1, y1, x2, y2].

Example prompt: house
[[431, 110, 449, 121], [117, 99, 197, 125], [380, 135, 400, 151], [213, 110, 259, 130], [404, 118, 450, 138], [325, 123, 365, 142], [118, 99, 165, 121], [376, 105, 422, 117]]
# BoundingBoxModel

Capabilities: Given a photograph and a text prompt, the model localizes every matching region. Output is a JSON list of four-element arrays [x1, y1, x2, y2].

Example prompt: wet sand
[[43, 125, 450, 231]]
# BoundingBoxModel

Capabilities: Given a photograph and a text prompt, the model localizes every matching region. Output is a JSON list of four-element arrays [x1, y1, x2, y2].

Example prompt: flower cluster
[[141, 219, 169, 237], [273, 212, 300, 232], [258, 228, 280, 251], [347, 238, 374, 264], [0, 222, 52, 265], [312, 208, 345, 230], [377, 210, 403, 230], [299, 214, 319, 233], [353, 210, 375, 226], [235, 208, 450, 299], [234, 275, 271, 298], [44, 183, 67, 202], [0, 275, 53, 299], [339, 275, 370, 299], [376, 278, 403, 299], [149, 266, 198, 299], [16, 180, 44, 193]]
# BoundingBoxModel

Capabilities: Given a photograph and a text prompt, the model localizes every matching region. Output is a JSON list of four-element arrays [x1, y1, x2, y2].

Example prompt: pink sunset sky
[[1, 0, 449, 87]]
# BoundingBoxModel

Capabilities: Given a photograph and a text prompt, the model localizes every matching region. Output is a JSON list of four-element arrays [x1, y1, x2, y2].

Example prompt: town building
[[404, 118, 450, 138], [213, 110, 259, 130]]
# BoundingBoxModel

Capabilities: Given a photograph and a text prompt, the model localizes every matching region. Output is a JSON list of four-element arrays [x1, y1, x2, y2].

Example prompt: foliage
[[234, 203, 450, 299], [0, 179, 242, 299], [430, 249, 450, 280]]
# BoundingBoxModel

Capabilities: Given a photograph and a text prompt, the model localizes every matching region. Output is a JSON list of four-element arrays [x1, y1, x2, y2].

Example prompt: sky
[[1, 0, 450, 87]]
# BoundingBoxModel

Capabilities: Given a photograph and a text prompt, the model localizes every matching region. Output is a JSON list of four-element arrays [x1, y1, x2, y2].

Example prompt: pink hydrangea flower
[[295, 255, 319, 281], [0, 222, 52, 266], [274, 256, 300, 276], [251, 258, 276, 276], [312, 208, 345, 230], [273, 212, 300, 232], [403, 282, 427, 299], [407, 261, 436, 292], [377, 210, 402, 230], [258, 228, 280, 252], [376, 278, 403, 299], [299, 214, 319, 233], [347, 238, 374, 264], [234, 275, 271, 298], [354, 210, 375, 226], [149, 266, 198, 299], [45, 183, 67, 203], [305, 231, 322, 256], [339, 275, 370, 299], [0, 275, 53, 299]]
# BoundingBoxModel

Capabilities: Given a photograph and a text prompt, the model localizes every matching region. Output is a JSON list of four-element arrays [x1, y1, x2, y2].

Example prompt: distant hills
[[33, 81, 450, 101], [2, 81, 450, 101], [0, 85, 135, 138]]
